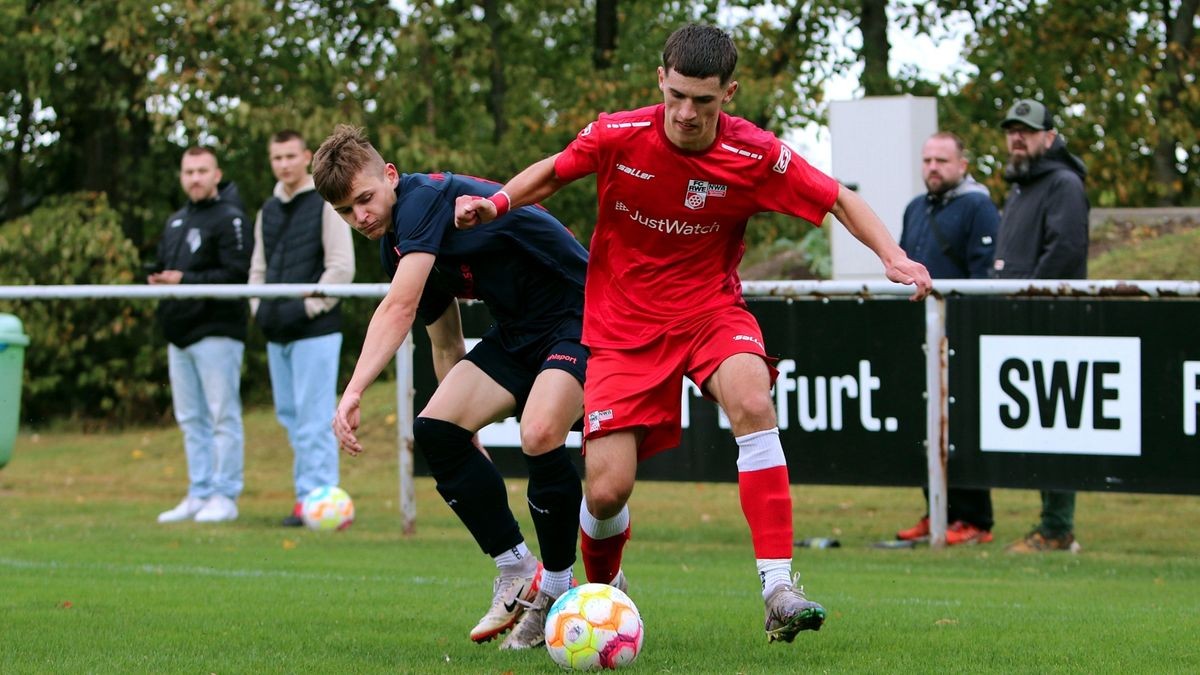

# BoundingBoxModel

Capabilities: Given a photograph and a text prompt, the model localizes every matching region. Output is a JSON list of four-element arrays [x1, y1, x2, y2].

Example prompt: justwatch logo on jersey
[[978, 335, 1141, 456]]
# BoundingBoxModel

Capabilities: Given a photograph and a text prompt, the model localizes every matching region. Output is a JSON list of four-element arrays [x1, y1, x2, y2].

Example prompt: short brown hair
[[270, 129, 306, 147], [183, 146, 218, 163], [930, 131, 966, 157], [312, 125, 386, 204], [662, 24, 738, 84]]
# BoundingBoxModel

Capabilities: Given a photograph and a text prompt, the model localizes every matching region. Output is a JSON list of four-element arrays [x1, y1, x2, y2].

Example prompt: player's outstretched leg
[[412, 416, 535, 642]]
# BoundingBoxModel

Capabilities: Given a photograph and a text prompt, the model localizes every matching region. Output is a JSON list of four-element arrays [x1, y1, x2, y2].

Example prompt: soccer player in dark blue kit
[[311, 125, 587, 650]]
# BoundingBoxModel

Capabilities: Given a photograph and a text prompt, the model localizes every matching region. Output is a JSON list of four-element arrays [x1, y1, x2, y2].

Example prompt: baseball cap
[[1001, 99, 1053, 130]]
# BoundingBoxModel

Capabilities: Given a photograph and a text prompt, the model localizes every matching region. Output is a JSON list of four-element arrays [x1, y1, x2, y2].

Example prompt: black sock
[[414, 417, 521, 556], [524, 446, 582, 572]]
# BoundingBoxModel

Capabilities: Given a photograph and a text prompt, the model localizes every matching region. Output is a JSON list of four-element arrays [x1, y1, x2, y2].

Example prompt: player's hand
[[454, 194, 497, 229], [885, 257, 933, 301], [332, 391, 364, 456]]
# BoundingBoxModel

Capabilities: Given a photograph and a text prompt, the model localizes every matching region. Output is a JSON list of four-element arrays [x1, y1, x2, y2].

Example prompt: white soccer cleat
[[470, 563, 542, 643], [193, 494, 238, 523], [764, 574, 826, 643], [157, 496, 207, 523], [499, 589, 554, 650]]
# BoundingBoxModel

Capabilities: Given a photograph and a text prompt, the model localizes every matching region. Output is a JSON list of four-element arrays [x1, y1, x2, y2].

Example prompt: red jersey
[[554, 104, 840, 349]]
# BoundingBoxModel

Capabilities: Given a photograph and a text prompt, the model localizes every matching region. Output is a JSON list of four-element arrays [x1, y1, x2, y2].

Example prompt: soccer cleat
[[499, 589, 554, 650], [945, 521, 993, 546], [1006, 530, 1081, 554], [281, 501, 304, 527], [157, 496, 207, 523], [764, 574, 826, 643], [609, 569, 628, 594], [470, 563, 542, 643], [896, 516, 930, 542], [194, 494, 238, 523]]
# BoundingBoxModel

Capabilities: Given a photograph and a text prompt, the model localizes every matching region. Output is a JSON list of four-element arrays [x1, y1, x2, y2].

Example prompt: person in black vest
[[249, 130, 356, 526], [896, 131, 999, 546], [151, 146, 251, 524]]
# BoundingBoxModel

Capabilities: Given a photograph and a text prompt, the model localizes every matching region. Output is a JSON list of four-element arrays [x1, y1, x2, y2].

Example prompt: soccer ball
[[545, 582, 644, 670], [300, 486, 354, 531]]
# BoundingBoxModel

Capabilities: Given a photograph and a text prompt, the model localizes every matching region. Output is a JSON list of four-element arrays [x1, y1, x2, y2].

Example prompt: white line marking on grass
[[0, 557, 464, 587]]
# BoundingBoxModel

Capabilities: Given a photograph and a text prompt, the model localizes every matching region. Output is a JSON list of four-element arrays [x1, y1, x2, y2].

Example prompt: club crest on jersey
[[684, 179, 727, 210]]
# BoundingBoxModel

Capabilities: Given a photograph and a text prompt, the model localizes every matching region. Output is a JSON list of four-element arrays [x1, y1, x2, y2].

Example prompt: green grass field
[[3, 383, 1199, 673]]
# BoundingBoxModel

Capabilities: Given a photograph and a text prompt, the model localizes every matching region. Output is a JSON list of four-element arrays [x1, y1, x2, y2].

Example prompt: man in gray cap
[[993, 98, 1088, 553]]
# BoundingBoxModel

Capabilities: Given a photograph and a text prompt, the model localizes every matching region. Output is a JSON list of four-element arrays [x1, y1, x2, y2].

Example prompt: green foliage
[[0, 193, 168, 424], [1089, 223, 1200, 280]]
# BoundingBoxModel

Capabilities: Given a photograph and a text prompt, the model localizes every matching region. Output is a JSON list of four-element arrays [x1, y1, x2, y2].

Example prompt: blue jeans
[[167, 337, 245, 500], [267, 333, 341, 499]]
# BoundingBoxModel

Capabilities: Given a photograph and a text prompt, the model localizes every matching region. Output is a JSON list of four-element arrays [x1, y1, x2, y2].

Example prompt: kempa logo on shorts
[[733, 334, 764, 349], [684, 179, 727, 210], [587, 408, 614, 433], [615, 201, 630, 212]]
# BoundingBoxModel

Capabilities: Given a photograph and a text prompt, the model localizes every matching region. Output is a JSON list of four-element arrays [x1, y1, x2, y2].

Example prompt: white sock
[[757, 558, 792, 599], [539, 568, 575, 599], [494, 541, 537, 576], [579, 501, 630, 539]]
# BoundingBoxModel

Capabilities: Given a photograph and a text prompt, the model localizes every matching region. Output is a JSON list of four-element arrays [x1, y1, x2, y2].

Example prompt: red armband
[[487, 190, 511, 217]]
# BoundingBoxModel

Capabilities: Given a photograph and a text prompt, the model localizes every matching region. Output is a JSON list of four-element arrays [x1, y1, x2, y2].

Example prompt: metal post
[[924, 295, 949, 548], [395, 335, 416, 535]]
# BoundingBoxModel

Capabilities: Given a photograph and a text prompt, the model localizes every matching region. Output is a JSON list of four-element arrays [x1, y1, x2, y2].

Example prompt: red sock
[[579, 526, 630, 584], [738, 466, 793, 559]]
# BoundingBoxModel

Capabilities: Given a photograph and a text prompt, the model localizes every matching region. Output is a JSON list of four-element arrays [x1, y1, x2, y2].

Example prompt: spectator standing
[[249, 130, 356, 526], [993, 98, 1089, 553], [895, 131, 999, 546], [151, 147, 251, 524]]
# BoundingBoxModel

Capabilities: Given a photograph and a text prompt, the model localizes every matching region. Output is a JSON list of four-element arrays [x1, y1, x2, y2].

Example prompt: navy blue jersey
[[380, 172, 588, 351]]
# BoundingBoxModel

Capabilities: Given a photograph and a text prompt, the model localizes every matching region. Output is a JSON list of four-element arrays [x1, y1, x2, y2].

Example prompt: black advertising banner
[[411, 298, 928, 486], [947, 297, 1200, 495]]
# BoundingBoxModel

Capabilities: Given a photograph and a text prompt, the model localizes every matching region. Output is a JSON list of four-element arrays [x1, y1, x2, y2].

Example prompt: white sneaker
[[194, 494, 238, 523], [157, 496, 207, 523]]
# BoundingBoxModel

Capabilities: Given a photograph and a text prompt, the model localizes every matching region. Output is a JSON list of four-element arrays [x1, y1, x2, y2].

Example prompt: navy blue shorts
[[463, 326, 588, 419]]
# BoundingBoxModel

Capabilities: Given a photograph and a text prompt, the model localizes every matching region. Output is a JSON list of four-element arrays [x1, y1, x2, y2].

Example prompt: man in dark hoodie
[[896, 130, 999, 546], [993, 99, 1088, 553], [149, 146, 251, 524]]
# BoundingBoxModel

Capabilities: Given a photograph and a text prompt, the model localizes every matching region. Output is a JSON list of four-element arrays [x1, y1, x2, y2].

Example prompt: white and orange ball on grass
[[545, 582, 644, 670], [300, 486, 354, 531]]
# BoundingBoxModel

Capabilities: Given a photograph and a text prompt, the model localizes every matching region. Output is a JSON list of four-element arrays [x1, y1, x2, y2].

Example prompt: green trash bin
[[0, 313, 30, 469]]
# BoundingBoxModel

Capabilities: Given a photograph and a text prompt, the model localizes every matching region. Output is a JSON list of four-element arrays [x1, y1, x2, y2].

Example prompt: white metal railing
[[5, 279, 1199, 542]]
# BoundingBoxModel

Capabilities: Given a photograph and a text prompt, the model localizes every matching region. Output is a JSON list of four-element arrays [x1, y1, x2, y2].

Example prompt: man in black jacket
[[993, 99, 1088, 553], [150, 146, 251, 524], [249, 130, 356, 526]]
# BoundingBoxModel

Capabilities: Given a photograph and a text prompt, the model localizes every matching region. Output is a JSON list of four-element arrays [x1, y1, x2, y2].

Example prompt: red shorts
[[582, 307, 778, 460]]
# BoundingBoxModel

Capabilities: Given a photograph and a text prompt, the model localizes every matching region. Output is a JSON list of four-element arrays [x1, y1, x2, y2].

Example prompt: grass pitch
[[2, 383, 1199, 673]]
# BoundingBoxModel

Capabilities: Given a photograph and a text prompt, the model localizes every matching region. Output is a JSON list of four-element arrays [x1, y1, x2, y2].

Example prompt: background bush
[[0, 193, 169, 425]]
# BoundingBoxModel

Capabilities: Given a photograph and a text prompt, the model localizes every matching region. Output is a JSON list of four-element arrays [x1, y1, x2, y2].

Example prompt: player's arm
[[829, 184, 933, 300], [454, 154, 571, 228], [334, 251, 436, 455], [425, 300, 466, 383]]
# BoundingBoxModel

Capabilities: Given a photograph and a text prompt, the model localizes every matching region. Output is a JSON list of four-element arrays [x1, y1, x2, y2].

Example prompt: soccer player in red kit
[[457, 23, 932, 643]]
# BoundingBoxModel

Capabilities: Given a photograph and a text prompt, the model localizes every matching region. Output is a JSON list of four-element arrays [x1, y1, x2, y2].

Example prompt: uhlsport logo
[[684, 179, 727, 210], [979, 335, 1141, 456]]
